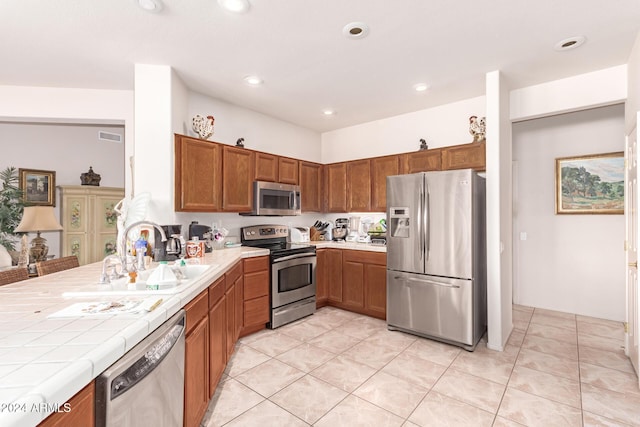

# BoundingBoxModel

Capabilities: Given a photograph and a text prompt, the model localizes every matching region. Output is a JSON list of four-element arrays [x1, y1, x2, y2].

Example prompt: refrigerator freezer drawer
[[386, 270, 484, 349]]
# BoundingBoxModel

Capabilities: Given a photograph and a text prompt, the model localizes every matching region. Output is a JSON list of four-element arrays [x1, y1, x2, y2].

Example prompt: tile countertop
[[0, 246, 268, 427], [311, 241, 387, 253]]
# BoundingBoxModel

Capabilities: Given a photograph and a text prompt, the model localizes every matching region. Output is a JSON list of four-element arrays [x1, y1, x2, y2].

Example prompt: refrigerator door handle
[[425, 185, 430, 261], [418, 186, 424, 260], [393, 275, 461, 289]]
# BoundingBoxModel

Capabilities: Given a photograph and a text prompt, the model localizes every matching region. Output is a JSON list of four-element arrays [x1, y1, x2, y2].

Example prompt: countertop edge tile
[[0, 393, 46, 427], [28, 359, 93, 420]]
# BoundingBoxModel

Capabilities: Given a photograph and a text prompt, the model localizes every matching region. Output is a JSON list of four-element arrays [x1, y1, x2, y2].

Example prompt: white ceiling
[[1, 1, 639, 132]]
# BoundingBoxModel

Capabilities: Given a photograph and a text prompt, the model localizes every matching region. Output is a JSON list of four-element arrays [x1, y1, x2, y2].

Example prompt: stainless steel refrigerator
[[386, 169, 486, 350]]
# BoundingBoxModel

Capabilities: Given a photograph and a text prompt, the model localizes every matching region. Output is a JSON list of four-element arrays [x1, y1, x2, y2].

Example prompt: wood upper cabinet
[[222, 145, 254, 212], [371, 155, 400, 212], [327, 248, 343, 303], [184, 290, 209, 427], [347, 159, 371, 212], [39, 382, 95, 427], [175, 134, 222, 212], [254, 151, 279, 182], [326, 163, 347, 212], [401, 149, 442, 174], [278, 157, 299, 185], [441, 142, 486, 171], [299, 161, 322, 212]]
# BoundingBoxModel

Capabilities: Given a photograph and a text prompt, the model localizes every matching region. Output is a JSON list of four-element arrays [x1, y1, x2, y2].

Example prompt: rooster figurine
[[192, 114, 215, 140], [469, 116, 486, 143]]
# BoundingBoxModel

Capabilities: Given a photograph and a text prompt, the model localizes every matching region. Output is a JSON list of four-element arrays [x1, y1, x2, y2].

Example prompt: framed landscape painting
[[18, 168, 56, 207], [555, 152, 624, 214]]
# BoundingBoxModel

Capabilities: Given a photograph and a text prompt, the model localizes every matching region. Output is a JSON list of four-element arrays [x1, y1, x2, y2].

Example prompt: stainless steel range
[[241, 224, 316, 329]]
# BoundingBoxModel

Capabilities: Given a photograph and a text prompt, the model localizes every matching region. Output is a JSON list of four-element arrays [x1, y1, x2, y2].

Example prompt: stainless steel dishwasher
[[96, 310, 185, 427]]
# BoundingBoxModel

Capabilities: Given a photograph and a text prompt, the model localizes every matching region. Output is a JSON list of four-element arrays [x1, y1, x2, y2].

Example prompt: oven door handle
[[272, 253, 317, 263]]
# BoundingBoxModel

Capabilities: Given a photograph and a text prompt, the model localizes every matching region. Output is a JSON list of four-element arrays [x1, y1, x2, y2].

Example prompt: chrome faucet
[[99, 254, 123, 284], [119, 220, 167, 274]]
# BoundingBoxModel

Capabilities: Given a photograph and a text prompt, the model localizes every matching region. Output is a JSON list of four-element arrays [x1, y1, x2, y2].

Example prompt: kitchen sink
[[62, 264, 216, 297]]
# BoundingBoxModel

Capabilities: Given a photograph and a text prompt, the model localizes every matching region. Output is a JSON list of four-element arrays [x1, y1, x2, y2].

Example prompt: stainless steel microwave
[[241, 181, 301, 216]]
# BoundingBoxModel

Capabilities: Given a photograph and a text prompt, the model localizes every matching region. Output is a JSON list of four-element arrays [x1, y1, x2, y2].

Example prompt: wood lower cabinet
[[326, 163, 347, 212], [347, 159, 371, 212], [254, 151, 279, 182], [278, 157, 299, 184], [175, 134, 222, 212], [224, 261, 243, 358], [38, 382, 95, 427], [299, 161, 322, 212], [242, 256, 270, 336], [401, 149, 442, 174], [59, 186, 124, 265], [371, 155, 401, 212], [343, 250, 387, 319], [208, 276, 226, 398], [319, 249, 387, 319], [316, 249, 329, 307], [184, 290, 210, 427], [363, 257, 387, 318], [441, 142, 486, 171], [222, 145, 254, 212], [327, 249, 343, 303]]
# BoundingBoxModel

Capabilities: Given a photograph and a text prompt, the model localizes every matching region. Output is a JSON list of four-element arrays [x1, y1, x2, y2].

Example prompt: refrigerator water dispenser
[[389, 207, 410, 238]]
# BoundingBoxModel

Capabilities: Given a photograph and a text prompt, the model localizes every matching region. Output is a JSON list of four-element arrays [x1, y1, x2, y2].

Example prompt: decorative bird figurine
[[192, 114, 215, 140], [469, 116, 486, 143]]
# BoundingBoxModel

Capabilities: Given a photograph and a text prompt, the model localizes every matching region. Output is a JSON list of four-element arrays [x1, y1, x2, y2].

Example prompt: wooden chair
[[36, 256, 80, 276], [0, 268, 29, 286]]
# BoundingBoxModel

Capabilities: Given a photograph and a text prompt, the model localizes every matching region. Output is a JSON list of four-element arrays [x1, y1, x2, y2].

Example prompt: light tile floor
[[201, 305, 640, 426]]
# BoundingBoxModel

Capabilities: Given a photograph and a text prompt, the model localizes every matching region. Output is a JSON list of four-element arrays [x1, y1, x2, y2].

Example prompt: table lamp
[[14, 206, 63, 263]]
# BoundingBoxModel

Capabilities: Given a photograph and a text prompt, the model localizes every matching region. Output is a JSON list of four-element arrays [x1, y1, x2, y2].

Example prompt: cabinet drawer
[[244, 296, 269, 326], [342, 250, 386, 266], [208, 276, 225, 308], [225, 261, 243, 291], [185, 289, 209, 334], [244, 256, 269, 274], [244, 271, 269, 300]]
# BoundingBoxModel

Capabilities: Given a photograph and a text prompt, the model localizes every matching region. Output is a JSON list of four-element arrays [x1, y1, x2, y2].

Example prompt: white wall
[[512, 104, 625, 321], [486, 71, 513, 350], [0, 85, 134, 195], [510, 66, 627, 123], [187, 91, 321, 162], [0, 122, 124, 257], [0, 85, 132, 260], [321, 96, 486, 163]]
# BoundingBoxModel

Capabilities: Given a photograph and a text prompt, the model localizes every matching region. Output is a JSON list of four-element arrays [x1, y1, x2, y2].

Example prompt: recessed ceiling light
[[136, 0, 163, 12], [218, 0, 250, 13], [343, 22, 369, 39], [322, 109, 335, 116], [243, 75, 263, 86], [554, 36, 586, 51], [413, 83, 429, 92]]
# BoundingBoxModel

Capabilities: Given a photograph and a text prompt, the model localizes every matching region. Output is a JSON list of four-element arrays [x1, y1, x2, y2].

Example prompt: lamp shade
[[15, 206, 63, 233]]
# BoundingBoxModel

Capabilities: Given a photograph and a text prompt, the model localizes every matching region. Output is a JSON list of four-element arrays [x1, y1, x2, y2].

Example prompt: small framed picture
[[19, 168, 56, 207], [555, 152, 624, 214]]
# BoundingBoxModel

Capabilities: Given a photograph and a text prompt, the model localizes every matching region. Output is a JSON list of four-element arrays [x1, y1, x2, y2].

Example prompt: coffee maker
[[188, 221, 213, 253], [154, 225, 183, 261]]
